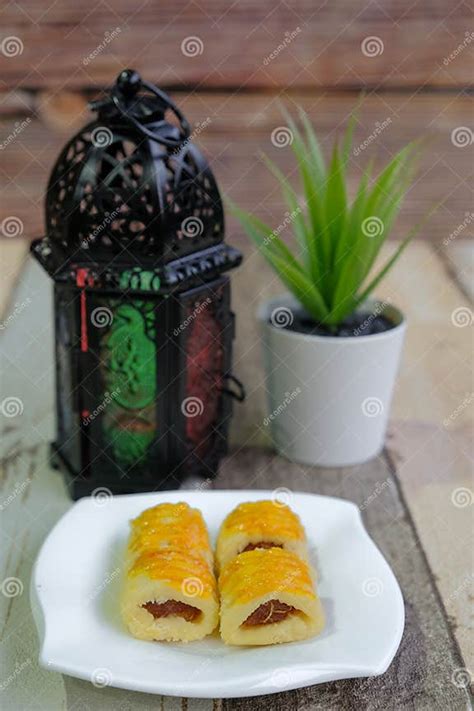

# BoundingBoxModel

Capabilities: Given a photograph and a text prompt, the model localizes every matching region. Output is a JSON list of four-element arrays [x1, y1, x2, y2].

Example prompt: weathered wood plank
[[214, 448, 472, 709], [0, 1, 472, 90], [379, 241, 473, 429], [0, 259, 55, 458], [0, 443, 70, 710], [442, 240, 474, 302], [0, 91, 472, 247], [0, 238, 30, 321], [387, 420, 474, 674]]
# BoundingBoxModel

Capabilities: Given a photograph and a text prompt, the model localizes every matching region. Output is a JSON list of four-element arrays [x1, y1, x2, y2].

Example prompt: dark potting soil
[[280, 309, 396, 338]]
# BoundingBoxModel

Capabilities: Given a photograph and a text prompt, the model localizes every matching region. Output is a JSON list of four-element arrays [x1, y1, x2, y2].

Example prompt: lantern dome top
[[37, 70, 238, 285]]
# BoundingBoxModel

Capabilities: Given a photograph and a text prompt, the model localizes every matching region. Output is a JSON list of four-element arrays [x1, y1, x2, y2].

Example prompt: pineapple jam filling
[[142, 600, 202, 622], [242, 599, 297, 626], [241, 541, 283, 553]]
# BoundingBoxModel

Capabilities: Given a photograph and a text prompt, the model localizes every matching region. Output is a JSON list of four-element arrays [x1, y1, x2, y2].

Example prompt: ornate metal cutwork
[[30, 238, 241, 293], [44, 69, 224, 265]]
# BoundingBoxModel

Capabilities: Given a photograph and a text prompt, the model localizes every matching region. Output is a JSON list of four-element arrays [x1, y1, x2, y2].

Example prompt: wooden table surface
[[1, 0, 472, 704], [0, 241, 472, 709]]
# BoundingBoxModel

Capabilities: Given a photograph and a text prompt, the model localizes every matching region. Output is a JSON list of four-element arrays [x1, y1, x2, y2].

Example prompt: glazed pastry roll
[[122, 549, 219, 642], [216, 500, 307, 570], [128, 502, 213, 567], [219, 548, 324, 646], [121, 502, 218, 642]]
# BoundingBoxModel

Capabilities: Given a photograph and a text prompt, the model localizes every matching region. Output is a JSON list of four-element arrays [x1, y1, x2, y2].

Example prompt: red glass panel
[[185, 292, 224, 460]]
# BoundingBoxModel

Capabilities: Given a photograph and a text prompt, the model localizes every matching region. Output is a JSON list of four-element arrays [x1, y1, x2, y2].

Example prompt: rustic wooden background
[[0, 0, 472, 246]]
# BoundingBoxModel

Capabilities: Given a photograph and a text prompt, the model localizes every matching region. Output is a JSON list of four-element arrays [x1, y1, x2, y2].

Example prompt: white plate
[[31, 490, 404, 698]]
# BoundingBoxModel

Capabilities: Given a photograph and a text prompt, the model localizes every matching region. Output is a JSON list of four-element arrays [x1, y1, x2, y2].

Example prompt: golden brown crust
[[219, 548, 315, 604], [128, 548, 216, 597], [215, 500, 307, 570], [129, 502, 212, 565]]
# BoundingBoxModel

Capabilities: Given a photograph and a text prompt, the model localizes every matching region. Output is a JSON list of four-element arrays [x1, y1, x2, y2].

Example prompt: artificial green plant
[[229, 107, 430, 327]]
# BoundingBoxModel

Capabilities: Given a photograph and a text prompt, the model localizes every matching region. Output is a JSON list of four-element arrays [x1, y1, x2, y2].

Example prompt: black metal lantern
[[31, 69, 244, 500]]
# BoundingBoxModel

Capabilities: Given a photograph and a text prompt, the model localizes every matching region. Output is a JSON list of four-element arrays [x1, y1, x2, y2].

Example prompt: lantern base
[[49, 443, 198, 500]]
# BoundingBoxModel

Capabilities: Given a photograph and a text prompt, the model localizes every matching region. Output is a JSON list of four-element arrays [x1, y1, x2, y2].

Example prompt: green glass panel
[[99, 298, 157, 468]]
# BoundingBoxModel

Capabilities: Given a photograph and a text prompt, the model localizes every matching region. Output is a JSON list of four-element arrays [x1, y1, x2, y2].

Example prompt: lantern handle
[[220, 373, 246, 402], [91, 70, 192, 149]]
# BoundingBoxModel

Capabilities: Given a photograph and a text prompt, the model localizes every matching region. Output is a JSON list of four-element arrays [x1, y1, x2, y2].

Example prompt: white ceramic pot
[[258, 294, 406, 467]]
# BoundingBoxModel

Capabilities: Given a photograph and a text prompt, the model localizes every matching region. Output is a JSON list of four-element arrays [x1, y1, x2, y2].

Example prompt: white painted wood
[[0, 257, 55, 460], [0, 444, 70, 710], [0, 238, 29, 321]]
